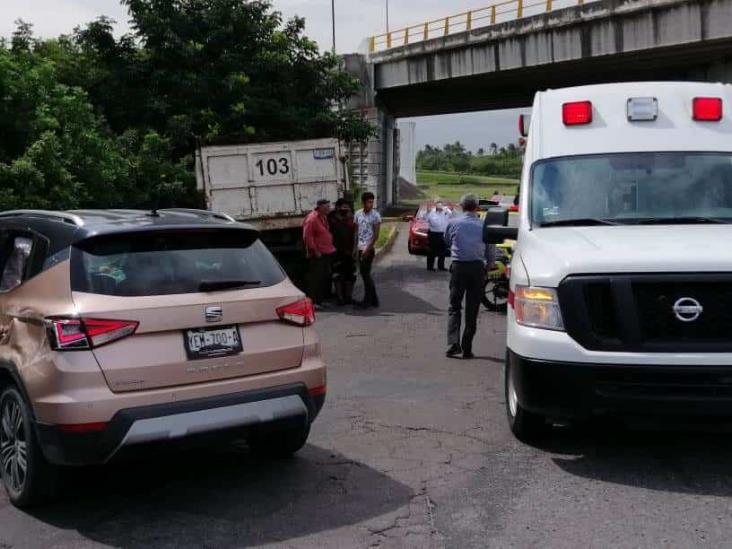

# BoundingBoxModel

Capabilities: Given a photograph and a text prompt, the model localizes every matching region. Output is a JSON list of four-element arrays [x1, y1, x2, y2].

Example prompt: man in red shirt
[[303, 199, 336, 310]]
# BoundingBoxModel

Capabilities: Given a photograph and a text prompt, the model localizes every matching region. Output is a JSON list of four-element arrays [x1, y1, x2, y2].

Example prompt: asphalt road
[[3, 226, 732, 548]]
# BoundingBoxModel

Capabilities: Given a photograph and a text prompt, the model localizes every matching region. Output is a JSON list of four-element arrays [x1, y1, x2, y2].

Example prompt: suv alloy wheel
[[0, 387, 59, 507]]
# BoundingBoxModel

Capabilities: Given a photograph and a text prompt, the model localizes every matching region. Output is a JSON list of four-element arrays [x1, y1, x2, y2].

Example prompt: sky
[[0, 0, 520, 150]]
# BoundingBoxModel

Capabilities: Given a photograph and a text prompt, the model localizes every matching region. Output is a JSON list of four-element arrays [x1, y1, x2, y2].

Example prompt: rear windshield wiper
[[199, 280, 261, 292], [633, 216, 730, 225], [539, 218, 618, 228]]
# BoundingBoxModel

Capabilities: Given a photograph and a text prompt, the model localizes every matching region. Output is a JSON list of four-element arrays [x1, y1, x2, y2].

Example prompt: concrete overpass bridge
[[345, 0, 732, 205]]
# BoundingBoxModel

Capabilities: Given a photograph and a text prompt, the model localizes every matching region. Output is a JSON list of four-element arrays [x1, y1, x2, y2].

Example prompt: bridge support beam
[[344, 54, 399, 209]]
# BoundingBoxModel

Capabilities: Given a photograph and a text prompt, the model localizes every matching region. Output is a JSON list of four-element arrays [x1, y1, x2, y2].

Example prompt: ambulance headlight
[[511, 286, 564, 331]]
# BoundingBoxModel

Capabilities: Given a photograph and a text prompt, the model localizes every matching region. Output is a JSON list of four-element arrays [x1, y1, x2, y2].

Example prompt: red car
[[406, 203, 460, 256]]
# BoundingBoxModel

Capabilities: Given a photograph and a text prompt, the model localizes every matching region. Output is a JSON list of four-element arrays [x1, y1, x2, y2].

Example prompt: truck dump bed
[[196, 138, 345, 230]]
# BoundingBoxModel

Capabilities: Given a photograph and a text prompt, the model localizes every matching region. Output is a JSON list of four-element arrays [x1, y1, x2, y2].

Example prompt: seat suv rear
[[0, 209, 326, 507]]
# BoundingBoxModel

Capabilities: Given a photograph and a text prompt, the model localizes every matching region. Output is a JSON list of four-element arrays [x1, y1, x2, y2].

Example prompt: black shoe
[[427, 268, 436, 272], [439, 267, 448, 272], [462, 351, 475, 360], [314, 303, 327, 312], [446, 345, 462, 358], [353, 301, 370, 310]]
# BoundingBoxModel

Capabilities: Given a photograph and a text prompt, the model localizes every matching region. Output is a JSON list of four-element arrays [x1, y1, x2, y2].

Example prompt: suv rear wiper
[[199, 280, 261, 292], [633, 216, 730, 225], [539, 218, 618, 228]]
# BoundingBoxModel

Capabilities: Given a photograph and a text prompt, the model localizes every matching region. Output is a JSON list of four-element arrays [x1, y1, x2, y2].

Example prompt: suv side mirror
[[483, 207, 518, 244]]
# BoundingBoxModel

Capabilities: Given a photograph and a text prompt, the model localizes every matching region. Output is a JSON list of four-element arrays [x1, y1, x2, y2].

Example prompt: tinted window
[[0, 235, 33, 293], [71, 230, 286, 296]]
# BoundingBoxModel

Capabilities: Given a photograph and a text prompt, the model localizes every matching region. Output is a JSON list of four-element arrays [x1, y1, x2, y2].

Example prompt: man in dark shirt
[[328, 198, 356, 305]]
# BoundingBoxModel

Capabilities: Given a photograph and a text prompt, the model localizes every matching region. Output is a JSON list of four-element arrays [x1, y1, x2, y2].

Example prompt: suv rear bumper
[[35, 383, 324, 466], [509, 349, 732, 421]]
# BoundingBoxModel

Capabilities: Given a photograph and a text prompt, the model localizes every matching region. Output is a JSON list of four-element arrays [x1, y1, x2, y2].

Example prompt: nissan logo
[[205, 305, 223, 323], [672, 297, 703, 323]]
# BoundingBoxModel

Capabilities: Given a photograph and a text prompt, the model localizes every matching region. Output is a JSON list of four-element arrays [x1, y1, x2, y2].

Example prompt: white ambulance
[[486, 82, 732, 441]]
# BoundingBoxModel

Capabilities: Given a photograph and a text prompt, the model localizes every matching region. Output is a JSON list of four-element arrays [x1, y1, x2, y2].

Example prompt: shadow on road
[[543, 426, 732, 497], [28, 444, 412, 546]]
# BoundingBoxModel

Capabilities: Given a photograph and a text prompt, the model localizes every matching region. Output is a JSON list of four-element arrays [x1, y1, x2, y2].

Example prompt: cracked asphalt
[[4, 226, 732, 548]]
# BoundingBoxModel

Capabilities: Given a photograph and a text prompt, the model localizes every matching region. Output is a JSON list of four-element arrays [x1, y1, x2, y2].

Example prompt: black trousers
[[447, 261, 484, 353], [307, 255, 332, 304], [427, 231, 447, 270], [358, 249, 379, 306]]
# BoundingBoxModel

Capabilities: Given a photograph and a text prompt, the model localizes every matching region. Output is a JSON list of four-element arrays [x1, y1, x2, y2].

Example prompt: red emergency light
[[693, 97, 723, 121], [562, 101, 593, 126]]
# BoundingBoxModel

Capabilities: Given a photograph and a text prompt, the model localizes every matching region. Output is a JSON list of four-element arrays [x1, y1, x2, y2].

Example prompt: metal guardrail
[[369, 0, 590, 53]]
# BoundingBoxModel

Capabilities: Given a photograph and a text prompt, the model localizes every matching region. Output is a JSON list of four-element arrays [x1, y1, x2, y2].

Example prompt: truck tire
[[505, 354, 547, 443]]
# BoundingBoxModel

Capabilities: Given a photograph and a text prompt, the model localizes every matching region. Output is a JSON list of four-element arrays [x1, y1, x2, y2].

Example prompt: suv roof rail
[[0, 210, 84, 227], [157, 208, 236, 223]]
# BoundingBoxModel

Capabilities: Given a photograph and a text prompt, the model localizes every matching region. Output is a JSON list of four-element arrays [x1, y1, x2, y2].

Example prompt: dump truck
[[196, 138, 348, 286]]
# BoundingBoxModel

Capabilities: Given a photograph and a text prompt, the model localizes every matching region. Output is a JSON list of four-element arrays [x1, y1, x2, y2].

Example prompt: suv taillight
[[46, 317, 139, 351], [277, 299, 315, 327]]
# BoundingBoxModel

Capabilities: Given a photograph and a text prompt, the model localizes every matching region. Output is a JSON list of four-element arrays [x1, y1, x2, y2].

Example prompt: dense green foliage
[[416, 141, 523, 179], [0, 1, 371, 211]]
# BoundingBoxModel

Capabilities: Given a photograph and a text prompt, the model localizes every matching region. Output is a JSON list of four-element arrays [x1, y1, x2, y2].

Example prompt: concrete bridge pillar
[[344, 54, 399, 209]]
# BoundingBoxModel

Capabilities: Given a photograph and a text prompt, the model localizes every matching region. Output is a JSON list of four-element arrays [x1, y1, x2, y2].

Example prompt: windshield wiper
[[633, 216, 730, 225], [539, 218, 618, 228], [199, 280, 261, 292]]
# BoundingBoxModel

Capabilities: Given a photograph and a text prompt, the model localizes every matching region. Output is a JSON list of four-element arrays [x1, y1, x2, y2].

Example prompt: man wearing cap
[[444, 194, 488, 359], [303, 199, 336, 311]]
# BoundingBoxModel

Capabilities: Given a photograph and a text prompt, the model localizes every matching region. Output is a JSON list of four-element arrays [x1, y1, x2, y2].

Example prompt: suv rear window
[[71, 229, 286, 296]]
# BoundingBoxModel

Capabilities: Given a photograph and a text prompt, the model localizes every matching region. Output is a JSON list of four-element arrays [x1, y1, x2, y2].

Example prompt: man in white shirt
[[353, 192, 382, 309], [426, 202, 451, 271]]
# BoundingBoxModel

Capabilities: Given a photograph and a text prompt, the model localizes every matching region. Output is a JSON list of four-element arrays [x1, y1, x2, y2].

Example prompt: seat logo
[[205, 305, 223, 323], [672, 297, 703, 322]]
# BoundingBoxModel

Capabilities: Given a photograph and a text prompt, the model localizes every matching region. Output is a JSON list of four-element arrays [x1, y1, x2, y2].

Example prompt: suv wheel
[[0, 387, 58, 507], [248, 423, 310, 459], [505, 355, 547, 443]]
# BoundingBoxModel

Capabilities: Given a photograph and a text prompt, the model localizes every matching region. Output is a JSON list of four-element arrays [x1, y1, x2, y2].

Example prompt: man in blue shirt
[[444, 194, 489, 359]]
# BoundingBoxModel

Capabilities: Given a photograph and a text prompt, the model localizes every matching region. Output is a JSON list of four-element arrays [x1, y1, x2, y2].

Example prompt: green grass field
[[409, 170, 519, 204], [376, 223, 396, 250]]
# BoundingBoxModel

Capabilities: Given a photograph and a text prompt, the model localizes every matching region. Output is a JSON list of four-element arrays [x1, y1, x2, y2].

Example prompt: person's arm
[[444, 221, 454, 247], [353, 214, 360, 258], [303, 216, 321, 258]]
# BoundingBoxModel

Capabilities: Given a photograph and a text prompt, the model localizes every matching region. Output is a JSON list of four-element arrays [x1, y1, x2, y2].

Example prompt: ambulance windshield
[[531, 152, 732, 226]]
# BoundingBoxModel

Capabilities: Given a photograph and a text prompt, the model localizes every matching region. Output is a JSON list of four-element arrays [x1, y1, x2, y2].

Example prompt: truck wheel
[[505, 355, 547, 443], [248, 424, 310, 459], [0, 387, 59, 508]]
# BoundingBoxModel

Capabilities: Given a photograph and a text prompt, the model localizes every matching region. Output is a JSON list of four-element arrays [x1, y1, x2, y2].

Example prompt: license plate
[[184, 325, 242, 360]]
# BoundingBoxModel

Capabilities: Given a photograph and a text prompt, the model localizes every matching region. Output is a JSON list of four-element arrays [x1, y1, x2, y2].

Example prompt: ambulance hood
[[519, 224, 732, 287]]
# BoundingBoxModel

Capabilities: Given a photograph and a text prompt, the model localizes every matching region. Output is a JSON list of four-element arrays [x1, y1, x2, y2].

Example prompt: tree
[[0, 46, 129, 210], [0, 2, 372, 211], [417, 141, 523, 179]]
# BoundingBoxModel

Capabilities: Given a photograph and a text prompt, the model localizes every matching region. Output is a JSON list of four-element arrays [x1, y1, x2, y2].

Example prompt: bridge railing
[[369, 0, 590, 53]]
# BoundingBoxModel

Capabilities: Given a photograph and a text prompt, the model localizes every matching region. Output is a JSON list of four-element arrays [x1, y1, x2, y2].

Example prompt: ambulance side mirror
[[484, 208, 518, 244]]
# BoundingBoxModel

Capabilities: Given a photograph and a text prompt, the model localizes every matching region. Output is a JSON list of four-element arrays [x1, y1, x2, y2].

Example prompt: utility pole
[[331, 0, 336, 53], [386, 0, 390, 32]]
